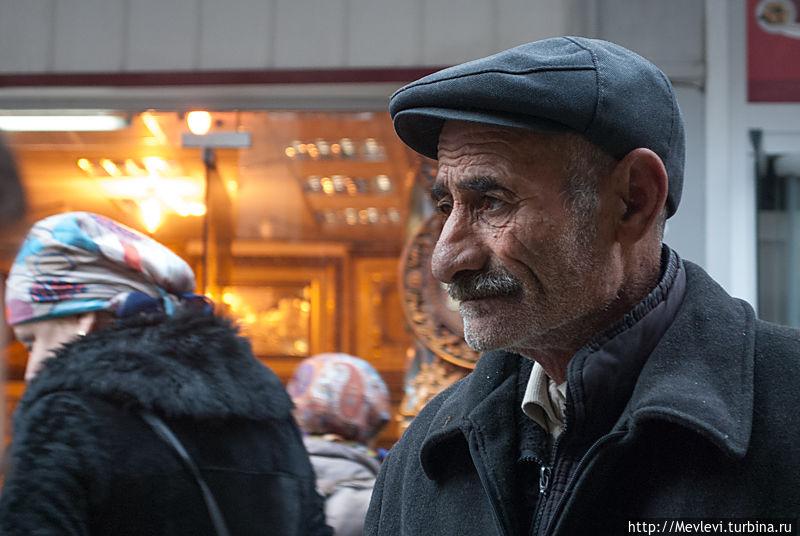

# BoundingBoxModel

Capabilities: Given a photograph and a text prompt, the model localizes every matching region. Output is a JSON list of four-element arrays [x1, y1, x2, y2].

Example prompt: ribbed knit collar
[[562, 245, 686, 445]]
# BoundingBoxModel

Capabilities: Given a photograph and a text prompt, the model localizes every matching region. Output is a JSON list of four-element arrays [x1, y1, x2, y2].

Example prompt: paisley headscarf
[[5, 212, 196, 325], [287, 353, 390, 445]]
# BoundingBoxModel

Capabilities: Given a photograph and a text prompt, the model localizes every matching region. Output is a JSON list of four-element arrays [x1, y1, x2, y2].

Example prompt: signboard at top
[[748, 0, 800, 101]]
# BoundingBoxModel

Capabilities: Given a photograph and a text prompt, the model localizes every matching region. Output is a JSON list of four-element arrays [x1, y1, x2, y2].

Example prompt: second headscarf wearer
[[287, 353, 390, 536]]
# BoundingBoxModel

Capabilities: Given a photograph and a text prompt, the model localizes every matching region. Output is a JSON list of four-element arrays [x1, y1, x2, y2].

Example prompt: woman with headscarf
[[286, 353, 390, 536], [0, 212, 331, 536]]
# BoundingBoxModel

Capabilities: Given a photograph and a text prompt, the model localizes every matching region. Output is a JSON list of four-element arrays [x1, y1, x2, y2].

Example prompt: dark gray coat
[[0, 311, 331, 536], [366, 261, 800, 535]]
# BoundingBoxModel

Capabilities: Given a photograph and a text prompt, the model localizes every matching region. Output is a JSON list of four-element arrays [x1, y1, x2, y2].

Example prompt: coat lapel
[[618, 261, 755, 459], [420, 350, 530, 535]]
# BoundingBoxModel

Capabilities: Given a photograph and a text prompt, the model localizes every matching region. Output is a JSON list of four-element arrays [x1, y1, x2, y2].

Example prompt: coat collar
[[18, 310, 293, 421], [419, 349, 526, 480], [618, 260, 755, 459], [420, 257, 756, 480]]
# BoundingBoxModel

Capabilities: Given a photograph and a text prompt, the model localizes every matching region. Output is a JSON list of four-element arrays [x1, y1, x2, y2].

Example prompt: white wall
[[0, 0, 576, 73], [704, 0, 753, 304], [701, 0, 800, 306]]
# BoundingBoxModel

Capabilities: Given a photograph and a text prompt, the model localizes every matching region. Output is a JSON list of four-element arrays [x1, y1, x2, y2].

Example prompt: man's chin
[[462, 320, 515, 352], [463, 332, 511, 352], [458, 294, 515, 316]]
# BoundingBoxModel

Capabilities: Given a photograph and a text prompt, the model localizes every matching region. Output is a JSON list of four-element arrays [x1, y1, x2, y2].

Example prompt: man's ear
[[613, 148, 668, 244]]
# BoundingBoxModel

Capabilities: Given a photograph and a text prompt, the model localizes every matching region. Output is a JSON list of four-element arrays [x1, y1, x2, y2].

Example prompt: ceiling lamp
[[138, 197, 163, 234], [186, 111, 212, 135], [0, 112, 129, 132], [77, 156, 206, 233]]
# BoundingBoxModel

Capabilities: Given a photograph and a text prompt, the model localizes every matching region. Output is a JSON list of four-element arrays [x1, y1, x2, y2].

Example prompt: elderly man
[[366, 37, 800, 535]]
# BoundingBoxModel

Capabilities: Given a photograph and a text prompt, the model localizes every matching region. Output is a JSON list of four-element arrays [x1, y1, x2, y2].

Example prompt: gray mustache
[[447, 269, 522, 301]]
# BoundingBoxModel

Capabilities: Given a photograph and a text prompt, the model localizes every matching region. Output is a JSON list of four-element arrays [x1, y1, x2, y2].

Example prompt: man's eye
[[436, 201, 453, 216], [481, 195, 505, 210]]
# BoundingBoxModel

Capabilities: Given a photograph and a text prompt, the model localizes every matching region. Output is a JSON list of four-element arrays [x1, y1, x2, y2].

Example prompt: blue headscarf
[[6, 212, 199, 325]]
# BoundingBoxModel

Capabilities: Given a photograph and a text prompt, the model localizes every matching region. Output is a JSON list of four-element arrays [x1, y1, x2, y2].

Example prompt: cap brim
[[392, 107, 570, 160]]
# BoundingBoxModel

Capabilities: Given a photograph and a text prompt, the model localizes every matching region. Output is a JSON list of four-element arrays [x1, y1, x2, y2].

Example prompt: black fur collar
[[18, 311, 292, 420]]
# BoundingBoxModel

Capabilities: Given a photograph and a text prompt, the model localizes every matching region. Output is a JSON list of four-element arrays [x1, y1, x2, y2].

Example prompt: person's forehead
[[438, 120, 566, 162], [436, 121, 568, 186]]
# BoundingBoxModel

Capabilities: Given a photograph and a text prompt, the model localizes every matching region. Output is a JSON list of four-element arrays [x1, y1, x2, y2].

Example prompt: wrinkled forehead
[[435, 120, 572, 189], [438, 120, 573, 164]]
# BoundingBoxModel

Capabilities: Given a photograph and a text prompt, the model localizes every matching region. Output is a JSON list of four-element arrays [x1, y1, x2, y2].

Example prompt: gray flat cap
[[390, 36, 685, 217]]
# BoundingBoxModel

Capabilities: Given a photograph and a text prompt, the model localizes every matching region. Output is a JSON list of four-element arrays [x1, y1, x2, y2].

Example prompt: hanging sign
[[748, 0, 800, 101]]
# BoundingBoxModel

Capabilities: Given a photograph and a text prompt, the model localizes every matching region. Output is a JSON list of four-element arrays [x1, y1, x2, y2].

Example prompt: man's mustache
[[446, 269, 523, 301]]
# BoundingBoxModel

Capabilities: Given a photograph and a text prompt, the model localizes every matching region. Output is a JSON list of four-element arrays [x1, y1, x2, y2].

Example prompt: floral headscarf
[[5, 212, 196, 325], [287, 353, 390, 444]]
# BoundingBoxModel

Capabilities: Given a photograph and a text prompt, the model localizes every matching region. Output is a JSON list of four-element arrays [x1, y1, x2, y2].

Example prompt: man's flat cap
[[389, 36, 685, 217]]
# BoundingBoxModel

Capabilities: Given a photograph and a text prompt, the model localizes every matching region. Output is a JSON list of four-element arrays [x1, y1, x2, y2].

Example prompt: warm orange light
[[77, 158, 92, 172], [225, 179, 238, 198], [293, 340, 309, 354], [100, 159, 121, 177], [186, 111, 212, 135], [142, 156, 169, 175], [124, 159, 145, 176], [165, 197, 206, 217], [141, 112, 167, 143], [138, 198, 162, 233], [321, 177, 335, 195]]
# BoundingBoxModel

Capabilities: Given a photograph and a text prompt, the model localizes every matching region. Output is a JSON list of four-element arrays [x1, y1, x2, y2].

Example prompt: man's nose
[[431, 209, 486, 284]]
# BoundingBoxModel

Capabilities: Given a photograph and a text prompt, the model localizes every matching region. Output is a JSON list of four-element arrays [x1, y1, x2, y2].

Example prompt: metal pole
[[788, 176, 799, 328], [201, 147, 215, 295]]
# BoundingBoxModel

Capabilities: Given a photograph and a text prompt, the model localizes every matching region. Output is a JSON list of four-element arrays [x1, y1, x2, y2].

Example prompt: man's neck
[[512, 259, 662, 384]]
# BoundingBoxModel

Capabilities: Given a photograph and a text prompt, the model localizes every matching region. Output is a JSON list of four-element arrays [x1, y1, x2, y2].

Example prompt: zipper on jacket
[[530, 433, 561, 536], [536, 430, 627, 536], [530, 464, 553, 532], [531, 440, 563, 536], [530, 463, 552, 534], [538, 465, 551, 496]]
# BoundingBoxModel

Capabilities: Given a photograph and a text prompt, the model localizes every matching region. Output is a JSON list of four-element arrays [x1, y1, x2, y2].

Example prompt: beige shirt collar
[[521, 361, 567, 438]]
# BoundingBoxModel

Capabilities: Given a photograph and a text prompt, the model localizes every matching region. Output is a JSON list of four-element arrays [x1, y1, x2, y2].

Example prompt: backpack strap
[[140, 410, 231, 536]]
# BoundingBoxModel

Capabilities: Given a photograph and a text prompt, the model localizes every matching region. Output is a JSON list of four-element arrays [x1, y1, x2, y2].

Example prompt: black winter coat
[[366, 261, 800, 535], [0, 311, 331, 536]]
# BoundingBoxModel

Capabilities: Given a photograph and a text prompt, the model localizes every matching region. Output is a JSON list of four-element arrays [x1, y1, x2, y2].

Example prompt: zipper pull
[[539, 466, 551, 496]]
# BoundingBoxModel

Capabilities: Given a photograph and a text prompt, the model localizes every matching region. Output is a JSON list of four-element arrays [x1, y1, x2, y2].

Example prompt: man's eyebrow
[[430, 182, 449, 201], [431, 176, 510, 202], [458, 176, 507, 194]]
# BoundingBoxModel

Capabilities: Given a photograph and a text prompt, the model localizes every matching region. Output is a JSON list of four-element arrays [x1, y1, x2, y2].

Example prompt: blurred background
[[1, 0, 799, 452]]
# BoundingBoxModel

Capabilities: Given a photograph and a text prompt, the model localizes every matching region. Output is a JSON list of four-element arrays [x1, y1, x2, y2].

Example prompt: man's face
[[431, 121, 623, 354]]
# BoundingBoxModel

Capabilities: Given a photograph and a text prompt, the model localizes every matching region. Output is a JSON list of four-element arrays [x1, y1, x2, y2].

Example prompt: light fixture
[[77, 156, 207, 233], [0, 112, 129, 132], [314, 207, 402, 226], [186, 111, 212, 135], [141, 111, 168, 144], [138, 197, 163, 234]]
